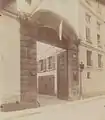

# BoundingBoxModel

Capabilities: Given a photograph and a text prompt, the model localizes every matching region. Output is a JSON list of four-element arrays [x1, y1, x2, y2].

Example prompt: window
[[47, 56, 55, 70], [97, 34, 100, 41], [25, 0, 32, 5], [48, 56, 53, 69], [97, 34, 101, 46], [98, 54, 102, 68], [86, 27, 91, 41], [39, 60, 44, 71], [87, 72, 91, 79], [39, 59, 46, 72], [87, 50, 92, 66], [85, 13, 91, 24]]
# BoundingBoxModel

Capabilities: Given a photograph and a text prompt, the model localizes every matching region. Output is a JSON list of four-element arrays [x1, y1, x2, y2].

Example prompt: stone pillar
[[20, 34, 37, 103], [68, 44, 79, 100]]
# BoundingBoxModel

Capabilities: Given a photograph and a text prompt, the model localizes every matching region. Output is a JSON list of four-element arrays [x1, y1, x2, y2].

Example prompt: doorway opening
[[37, 41, 68, 106], [20, 10, 79, 108]]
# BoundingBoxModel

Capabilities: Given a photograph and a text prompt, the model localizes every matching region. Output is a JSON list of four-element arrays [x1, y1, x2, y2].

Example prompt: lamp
[[79, 62, 84, 99], [80, 62, 84, 72]]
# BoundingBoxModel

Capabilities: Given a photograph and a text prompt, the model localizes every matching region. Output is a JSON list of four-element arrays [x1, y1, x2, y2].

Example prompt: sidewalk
[[1, 95, 105, 120]]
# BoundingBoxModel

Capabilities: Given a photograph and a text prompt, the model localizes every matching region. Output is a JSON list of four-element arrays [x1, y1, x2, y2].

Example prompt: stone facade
[[20, 34, 37, 102], [0, 0, 105, 111]]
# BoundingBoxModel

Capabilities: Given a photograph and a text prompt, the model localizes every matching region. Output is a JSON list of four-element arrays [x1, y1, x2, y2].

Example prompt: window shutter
[[43, 59, 46, 72], [52, 56, 55, 70], [86, 27, 90, 40], [87, 51, 92, 66], [46, 58, 49, 71]]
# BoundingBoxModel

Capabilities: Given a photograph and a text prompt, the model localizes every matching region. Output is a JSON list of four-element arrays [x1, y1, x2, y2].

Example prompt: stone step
[[0, 102, 40, 112]]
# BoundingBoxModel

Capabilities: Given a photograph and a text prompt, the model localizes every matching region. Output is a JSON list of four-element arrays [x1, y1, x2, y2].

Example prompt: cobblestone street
[[37, 95, 69, 107], [1, 96, 105, 120]]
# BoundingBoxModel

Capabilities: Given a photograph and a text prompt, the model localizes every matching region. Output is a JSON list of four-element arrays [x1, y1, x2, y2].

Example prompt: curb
[[2, 95, 105, 120], [67, 95, 105, 105]]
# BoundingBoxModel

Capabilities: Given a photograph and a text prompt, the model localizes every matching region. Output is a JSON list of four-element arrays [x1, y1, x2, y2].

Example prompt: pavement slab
[[0, 96, 105, 120]]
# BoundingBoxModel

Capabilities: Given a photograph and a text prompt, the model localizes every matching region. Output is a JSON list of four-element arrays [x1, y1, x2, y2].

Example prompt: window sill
[[46, 68, 55, 72], [87, 65, 92, 68], [97, 45, 102, 49], [86, 40, 92, 44], [38, 70, 46, 73], [97, 67, 103, 71]]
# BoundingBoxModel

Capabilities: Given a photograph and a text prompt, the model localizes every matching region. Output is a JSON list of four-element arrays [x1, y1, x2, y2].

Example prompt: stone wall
[[20, 34, 37, 103]]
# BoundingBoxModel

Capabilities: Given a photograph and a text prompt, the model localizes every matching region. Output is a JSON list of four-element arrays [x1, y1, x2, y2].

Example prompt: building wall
[[78, 0, 105, 97], [0, 14, 20, 104]]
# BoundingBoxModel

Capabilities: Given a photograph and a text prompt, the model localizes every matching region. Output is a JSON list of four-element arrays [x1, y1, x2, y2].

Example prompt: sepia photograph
[[0, 0, 105, 119]]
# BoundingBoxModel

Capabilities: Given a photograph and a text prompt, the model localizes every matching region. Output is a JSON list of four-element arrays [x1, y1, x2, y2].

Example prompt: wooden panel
[[20, 36, 37, 103], [38, 75, 55, 96], [57, 51, 69, 100]]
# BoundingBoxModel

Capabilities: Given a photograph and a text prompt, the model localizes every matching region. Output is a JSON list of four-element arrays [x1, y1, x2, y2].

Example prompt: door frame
[[57, 50, 69, 100]]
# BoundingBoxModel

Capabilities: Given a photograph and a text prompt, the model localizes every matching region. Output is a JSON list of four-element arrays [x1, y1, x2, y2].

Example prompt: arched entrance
[[20, 10, 79, 105]]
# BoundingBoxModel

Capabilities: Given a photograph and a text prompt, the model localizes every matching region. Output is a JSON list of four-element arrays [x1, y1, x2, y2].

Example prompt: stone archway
[[19, 10, 79, 104]]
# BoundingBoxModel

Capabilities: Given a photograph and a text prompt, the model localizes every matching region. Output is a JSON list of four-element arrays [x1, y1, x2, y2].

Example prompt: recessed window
[[97, 34, 101, 47], [97, 34, 100, 41], [47, 56, 55, 70], [86, 26, 91, 41], [39, 59, 46, 72], [48, 56, 53, 69], [87, 50, 92, 66], [48, 56, 54, 70], [87, 72, 91, 79], [98, 54, 102, 68], [39, 60, 44, 71]]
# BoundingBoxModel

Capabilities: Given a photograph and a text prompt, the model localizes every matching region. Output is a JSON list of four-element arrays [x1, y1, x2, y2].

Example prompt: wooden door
[[57, 51, 69, 100]]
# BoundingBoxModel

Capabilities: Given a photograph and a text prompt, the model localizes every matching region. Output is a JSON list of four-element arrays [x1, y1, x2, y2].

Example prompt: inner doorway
[[37, 41, 68, 106]]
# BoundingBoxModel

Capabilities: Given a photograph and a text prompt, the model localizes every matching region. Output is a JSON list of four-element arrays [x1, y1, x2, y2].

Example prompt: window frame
[[87, 50, 92, 67], [87, 72, 91, 79], [47, 56, 53, 70], [86, 26, 91, 42], [98, 54, 102, 68]]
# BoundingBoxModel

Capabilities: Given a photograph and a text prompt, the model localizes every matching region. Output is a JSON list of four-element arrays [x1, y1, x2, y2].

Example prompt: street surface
[[1, 96, 105, 120]]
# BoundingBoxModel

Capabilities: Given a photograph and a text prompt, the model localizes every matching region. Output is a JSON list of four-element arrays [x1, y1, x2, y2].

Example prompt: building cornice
[[1, 9, 17, 19], [80, 0, 105, 23], [80, 41, 105, 54]]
